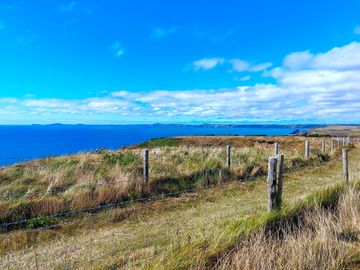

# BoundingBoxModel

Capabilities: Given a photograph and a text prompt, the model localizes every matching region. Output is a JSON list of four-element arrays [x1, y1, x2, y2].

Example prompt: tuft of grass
[[217, 185, 360, 270]]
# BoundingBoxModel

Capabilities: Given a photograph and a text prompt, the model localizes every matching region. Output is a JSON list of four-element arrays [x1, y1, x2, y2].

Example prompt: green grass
[[0, 137, 357, 269], [145, 183, 348, 270], [0, 137, 333, 227], [138, 138, 179, 148], [0, 142, 359, 269]]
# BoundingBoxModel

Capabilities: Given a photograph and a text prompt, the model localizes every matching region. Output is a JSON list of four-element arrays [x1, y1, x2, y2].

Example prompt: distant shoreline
[[298, 125, 360, 137], [0, 123, 327, 128]]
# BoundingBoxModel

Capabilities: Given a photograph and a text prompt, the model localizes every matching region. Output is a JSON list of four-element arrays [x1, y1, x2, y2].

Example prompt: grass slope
[[0, 139, 357, 269], [0, 136, 327, 228]]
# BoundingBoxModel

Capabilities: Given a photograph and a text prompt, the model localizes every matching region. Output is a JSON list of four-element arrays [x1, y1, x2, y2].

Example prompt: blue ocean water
[[0, 125, 309, 166]]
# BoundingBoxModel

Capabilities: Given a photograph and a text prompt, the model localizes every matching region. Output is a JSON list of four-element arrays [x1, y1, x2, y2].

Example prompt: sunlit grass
[[0, 136, 355, 270], [0, 137, 332, 226]]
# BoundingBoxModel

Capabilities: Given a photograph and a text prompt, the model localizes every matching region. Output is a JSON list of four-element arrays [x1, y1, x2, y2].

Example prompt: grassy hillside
[[303, 125, 360, 137], [0, 136, 327, 227], [0, 136, 358, 269], [215, 185, 360, 270]]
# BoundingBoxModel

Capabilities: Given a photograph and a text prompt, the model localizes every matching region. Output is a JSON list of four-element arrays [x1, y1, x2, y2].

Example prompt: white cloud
[[283, 51, 313, 69], [150, 27, 176, 39], [354, 26, 360, 35], [0, 98, 17, 103], [229, 59, 250, 72], [110, 41, 125, 57], [1, 41, 360, 123], [193, 58, 225, 71], [250, 62, 272, 72], [229, 58, 272, 72], [283, 42, 360, 70], [23, 99, 74, 108]]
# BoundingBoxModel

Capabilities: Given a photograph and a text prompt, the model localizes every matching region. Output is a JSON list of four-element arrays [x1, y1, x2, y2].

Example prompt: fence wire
[[0, 139, 357, 269], [0, 145, 342, 230]]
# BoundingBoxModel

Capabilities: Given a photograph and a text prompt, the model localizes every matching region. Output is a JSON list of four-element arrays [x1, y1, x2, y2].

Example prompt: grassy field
[[0, 136, 326, 227], [303, 125, 360, 137], [0, 136, 358, 269]]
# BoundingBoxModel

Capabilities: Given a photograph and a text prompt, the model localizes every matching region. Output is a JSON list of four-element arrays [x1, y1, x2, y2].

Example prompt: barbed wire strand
[[0, 150, 339, 231], [0, 156, 354, 269]]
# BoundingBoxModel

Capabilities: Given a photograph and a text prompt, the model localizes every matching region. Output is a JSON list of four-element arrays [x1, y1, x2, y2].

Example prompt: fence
[[266, 137, 353, 211], [0, 136, 358, 269]]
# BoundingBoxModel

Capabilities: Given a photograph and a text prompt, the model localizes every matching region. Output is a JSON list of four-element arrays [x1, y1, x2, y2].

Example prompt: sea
[[0, 124, 313, 166]]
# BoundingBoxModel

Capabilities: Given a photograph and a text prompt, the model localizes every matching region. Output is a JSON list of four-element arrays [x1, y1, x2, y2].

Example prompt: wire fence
[[0, 157, 329, 230], [0, 137, 358, 269], [0, 139, 350, 232]]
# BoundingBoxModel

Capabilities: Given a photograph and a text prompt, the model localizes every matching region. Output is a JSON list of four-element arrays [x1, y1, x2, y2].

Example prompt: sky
[[0, 0, 360, 124]]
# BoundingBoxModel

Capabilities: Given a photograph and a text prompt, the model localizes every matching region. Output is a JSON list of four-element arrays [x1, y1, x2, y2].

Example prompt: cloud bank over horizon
[[1, 41, 360, 124]]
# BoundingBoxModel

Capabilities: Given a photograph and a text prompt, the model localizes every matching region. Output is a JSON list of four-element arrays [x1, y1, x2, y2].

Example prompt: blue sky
[[1, 0, 360, 124]]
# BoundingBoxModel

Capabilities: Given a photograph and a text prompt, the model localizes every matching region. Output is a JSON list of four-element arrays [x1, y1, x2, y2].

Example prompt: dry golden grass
[[0, 136, 332, 226], [216, 187, 360, 270], [0, 141, 357, 270]]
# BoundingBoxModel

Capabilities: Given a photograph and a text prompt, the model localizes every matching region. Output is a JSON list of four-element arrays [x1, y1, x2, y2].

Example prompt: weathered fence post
[[274, 142, 279, 156], [321, 140, 326, 154], [275, 154, 284, 208], [226, 145, 231, 168], [305, 141, 310, 160], [342, 149, 349, 183], [267, 156, 278, 212], [330, 139, 334, 153], [143, 149, 149, 183]]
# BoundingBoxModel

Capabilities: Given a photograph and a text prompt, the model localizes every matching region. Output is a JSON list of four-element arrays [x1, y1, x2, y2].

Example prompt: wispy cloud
[[229, 59, 272, 72], [192, 58, 225, 71], [110, 41, 125, 57], [0, 4, 18, 10], [234, 75, 251, 82], [59, 1, 78, 13], [354, 25, 360, 35], [1, 42, 360, 123], [16, 35, 38, 47], [192, 27, 237, 43], [194, 58, 272, 73], [0, 20, 5, 30], [150, 27, 177, 39]]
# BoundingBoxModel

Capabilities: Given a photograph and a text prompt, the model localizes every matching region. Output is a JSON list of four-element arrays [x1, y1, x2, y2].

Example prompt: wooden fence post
[[321, 140, 326, 154], [330, 139, 334, 153], [274, 142, 279, 156], [143, 149, 149, 183], [267, 156, 278, 212], [342, 149, 349, 183], [275, 154, 284, 208], [226, 145, 231, 168], [305, 141, 310, 160]]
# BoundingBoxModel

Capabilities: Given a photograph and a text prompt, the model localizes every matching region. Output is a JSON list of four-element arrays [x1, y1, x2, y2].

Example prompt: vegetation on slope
[[303, 125, 360, 137], [146, 183, 360, 270], [217, 186, 360, 269], [0, 137, 331, 228], [0, 139, 356, 269]]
